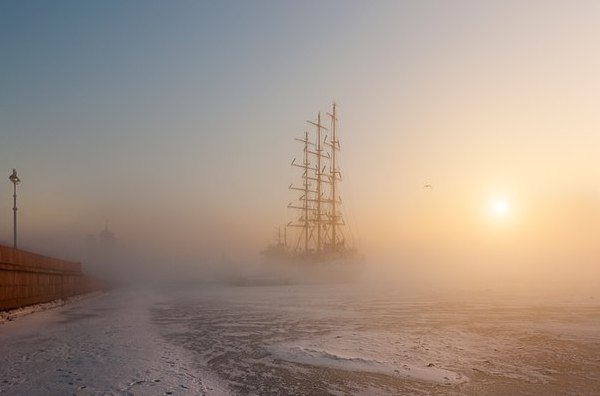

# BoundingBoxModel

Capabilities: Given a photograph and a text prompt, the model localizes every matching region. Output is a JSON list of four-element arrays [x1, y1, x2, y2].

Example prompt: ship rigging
[[264, 103, 359, 262]]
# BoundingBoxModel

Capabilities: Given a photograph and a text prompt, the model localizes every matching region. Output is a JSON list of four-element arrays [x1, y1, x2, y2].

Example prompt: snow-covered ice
[[152, 284, 600, 395], [0, 289, 207, 395], [1, 283, 600, 395]]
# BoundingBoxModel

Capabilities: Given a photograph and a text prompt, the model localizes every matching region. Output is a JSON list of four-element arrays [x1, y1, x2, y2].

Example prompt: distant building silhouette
[[83, 225, 119, 279], [99, 226, 116, 247], [83, 226, 117, 257]]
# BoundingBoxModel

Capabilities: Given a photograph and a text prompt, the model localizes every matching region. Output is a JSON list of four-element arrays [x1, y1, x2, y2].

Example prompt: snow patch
[[0, 292, 101, 324], [269, 338, 468, 385]]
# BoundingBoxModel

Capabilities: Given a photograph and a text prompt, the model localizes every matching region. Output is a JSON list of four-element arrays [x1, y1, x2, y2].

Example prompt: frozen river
[[0, 289, 205, 395], [1, 284, 600, 395]]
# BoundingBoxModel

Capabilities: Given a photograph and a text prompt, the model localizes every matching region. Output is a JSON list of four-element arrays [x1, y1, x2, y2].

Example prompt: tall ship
[[262, 103, 363, 281]]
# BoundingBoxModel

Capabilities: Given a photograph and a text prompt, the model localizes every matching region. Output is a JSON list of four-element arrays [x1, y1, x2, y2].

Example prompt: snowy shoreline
[[0, 292, 102, 325]]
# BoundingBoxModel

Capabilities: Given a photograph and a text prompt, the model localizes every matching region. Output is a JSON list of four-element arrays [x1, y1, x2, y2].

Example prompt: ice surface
[[1, 283, 599, 395], [0, 289, 208, 395], [268, 333, 468, 385], [151, 284, 600, 395]]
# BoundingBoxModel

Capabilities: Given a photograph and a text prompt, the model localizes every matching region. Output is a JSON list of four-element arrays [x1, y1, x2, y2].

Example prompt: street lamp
[[8, 169, 20, 249]]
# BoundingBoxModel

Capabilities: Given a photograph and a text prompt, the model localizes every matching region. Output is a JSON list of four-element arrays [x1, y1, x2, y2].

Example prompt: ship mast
[[327, 103, 341, 250], [289, 131, 314, 254], [307, 113, 328, 253], [285, 104, 349, 258]]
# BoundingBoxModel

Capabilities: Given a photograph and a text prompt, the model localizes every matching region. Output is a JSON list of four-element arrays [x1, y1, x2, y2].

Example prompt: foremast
[[288, 131, 314, 253]]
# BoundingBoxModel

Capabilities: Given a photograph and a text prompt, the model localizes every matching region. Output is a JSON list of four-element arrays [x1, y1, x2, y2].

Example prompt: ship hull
[[255, 253, 365, 285]]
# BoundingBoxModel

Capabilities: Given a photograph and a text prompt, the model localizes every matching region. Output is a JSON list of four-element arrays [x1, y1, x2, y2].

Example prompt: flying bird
[[423, 184, 432, 189]]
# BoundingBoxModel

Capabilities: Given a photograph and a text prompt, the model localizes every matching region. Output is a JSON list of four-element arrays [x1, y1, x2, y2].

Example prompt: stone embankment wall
[[0, 244, 98, 311]]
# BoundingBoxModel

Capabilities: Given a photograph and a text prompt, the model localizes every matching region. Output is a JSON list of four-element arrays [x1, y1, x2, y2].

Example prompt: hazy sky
[[2, 1, 600, 284]]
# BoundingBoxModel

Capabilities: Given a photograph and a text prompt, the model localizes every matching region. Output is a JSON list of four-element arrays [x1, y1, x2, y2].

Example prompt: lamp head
[[9, 169, 20, 184]]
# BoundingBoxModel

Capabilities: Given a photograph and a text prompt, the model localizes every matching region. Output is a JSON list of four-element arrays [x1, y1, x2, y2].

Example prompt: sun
[[490, 198, 509, 217]]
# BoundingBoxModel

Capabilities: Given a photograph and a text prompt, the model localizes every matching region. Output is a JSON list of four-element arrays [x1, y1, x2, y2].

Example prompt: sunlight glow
[[491, 198, 509, 217]]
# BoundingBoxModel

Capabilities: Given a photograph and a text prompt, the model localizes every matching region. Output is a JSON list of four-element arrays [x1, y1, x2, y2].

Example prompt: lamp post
[[8, 169, 20, 249]]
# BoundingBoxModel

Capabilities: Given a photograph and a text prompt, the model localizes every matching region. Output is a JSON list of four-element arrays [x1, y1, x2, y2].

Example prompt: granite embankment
[[0, 244, 99, 311]]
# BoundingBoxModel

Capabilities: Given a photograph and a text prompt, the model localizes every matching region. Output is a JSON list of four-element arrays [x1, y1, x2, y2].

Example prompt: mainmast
[[327, 103, 342, 251], [307, 113, 328, 252]]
